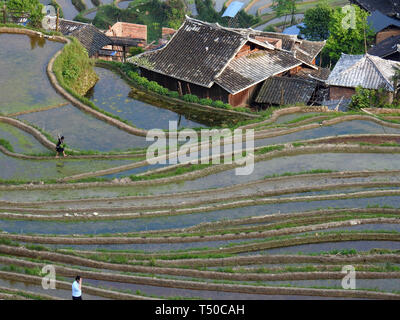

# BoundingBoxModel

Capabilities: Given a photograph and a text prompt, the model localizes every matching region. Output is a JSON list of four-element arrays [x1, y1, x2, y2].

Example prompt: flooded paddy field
[[1, 195, 400, 235], [88, 67, 210, 130], [17, 104, 151, 151], [0, 34, 65, 115], [1, 29, 400, 300], [0, 122, 49, 154]]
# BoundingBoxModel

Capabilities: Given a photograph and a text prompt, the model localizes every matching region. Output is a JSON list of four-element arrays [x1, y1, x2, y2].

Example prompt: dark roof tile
[[255, 76, 318, 105]]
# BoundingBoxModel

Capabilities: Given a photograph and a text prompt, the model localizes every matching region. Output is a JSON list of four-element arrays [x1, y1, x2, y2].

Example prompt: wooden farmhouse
[[131, 17, 326, 107]]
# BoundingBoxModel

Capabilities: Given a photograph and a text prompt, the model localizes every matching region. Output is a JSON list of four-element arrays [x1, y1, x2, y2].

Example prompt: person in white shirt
[[72, 275, 82, 300]]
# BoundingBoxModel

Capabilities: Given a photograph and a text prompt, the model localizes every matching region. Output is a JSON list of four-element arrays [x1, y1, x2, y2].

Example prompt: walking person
[[55, 135, 67, 158], [72, 275, 82, 300]]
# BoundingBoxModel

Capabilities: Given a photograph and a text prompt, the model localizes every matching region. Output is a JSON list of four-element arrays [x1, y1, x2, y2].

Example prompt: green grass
[[0, 138, 14, 152]]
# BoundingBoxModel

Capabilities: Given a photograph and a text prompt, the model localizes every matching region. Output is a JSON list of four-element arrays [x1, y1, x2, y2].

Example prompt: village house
[[326, 53, 400, 103], [350, 0, 400, 19], [255, 67, 330, 107], [367, 10, 400, 44], [102, 22, 147, 61], [130, 17, 326, 107], [368, 34, 400, 61]]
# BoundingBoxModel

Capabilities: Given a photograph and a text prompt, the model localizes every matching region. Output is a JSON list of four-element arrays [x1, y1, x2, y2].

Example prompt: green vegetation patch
[[53, 37, 98, 96]]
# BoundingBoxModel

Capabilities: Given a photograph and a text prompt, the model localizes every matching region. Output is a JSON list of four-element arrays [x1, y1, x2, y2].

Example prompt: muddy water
[[1, 195, 400, 235], [88, 67, 208, 130], [0, 33, 65, 115], [17, 104, 151, 151]]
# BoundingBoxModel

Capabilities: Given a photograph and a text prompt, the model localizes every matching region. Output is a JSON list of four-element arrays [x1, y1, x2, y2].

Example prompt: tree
[[299, 2, 333, 40], [323, 4, 374, 67], [272, 0, 300, 30], [6, 0, 44, 28], [165, 0, 185, 30], [392, 65, 400, 103]]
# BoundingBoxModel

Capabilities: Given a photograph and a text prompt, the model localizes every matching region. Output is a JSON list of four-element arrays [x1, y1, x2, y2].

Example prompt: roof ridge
[[366, 54, 396, 90]]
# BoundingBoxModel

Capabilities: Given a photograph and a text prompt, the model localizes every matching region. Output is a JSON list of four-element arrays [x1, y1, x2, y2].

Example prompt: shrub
[[71, 0, 86, 12], [129, 47, 145, 56], [6, 0, 44, 28], [211, 100, 227, 109], [167, 90, 180, 98], [199, 98, 213, 106], [349, 86, 389, 109], [0, 138, 14, 152], [183, 94, 200, 103], [53, 38, 98, 95]]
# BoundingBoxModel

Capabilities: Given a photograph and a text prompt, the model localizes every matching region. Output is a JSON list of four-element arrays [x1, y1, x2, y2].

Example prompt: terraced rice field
[[0, 29, 400, 300]]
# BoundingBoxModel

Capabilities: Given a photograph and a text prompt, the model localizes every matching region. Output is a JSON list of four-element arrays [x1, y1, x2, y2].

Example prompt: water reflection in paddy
[[0, 152, 133, 180], [87, 67, 208, 130], [1, 195, 399, 235], [18, 104, 151, 151], [0, 33, 64, 115], [255, 120, 400, 147]]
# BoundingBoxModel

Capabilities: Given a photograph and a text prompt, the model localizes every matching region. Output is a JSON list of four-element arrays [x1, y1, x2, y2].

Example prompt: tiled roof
[[70, 24, 112, 57], [296, 66, 331, 81], [133, 17, 274, 88], [52, 19, 112, 57], [350, 0, 400, 18], [368, 10, 400, 33], [215, 50, 302, 94], [294, 40, 326, 65], [106, 22, 147, 42], [255, 76, 318, 105], [368, 35, 400, 58], [240, 29, 325, 66], [326, 53, 400, 91]]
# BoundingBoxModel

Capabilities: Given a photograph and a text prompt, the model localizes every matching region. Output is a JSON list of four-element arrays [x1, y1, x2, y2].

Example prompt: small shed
[[326, 53, 400, 101], [255, 76, 318, 106]]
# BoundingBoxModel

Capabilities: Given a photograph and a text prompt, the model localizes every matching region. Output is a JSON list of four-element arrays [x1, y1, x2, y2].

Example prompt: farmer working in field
[[55, 135, 67, 158], [72, 275, 82, 300]]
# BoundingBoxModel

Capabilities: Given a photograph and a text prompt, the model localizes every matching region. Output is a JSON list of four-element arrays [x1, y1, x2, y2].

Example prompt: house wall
[[329, 86, 356, 100], [228, 84, 258, 107], [376, 27, 400, 44]]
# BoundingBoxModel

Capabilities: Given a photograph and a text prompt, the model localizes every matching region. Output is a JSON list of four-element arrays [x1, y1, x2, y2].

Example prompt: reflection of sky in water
[[117, 0, 131, 8], [39, 222, 400, 252], [144, 152, 400, 194], [0, 34, 64, 115], [18, 105, 150, 151], [0, 152, 132, 180], [88, 67, 207, 130], [255, 120, 400, 147], [54, 0, 79, 20], [1, 195, 399, 235], [0, 122, 48, 154]]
